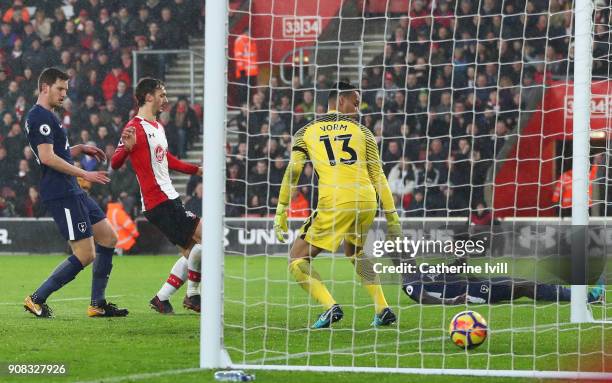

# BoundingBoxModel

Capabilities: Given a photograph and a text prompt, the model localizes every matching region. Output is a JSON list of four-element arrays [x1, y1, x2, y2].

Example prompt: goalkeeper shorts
[[299, 201, 377, 252]]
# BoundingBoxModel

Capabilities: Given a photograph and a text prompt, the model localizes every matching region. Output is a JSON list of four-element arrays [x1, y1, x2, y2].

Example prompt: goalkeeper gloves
[[386, 211, 402, 240], [274, 203, 289, 242]]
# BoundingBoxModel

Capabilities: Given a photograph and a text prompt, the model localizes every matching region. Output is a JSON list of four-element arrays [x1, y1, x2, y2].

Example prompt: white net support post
[[570, 0, 594, 324], [201, 0, 231, 369]]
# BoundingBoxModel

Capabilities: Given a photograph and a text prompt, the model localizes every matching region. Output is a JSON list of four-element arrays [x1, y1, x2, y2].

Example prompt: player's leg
[[151, 253, 188, 314], [89, 207, 129, 317], [344, 241, 395, 324], [181, 241, 202, 312], [515, 280, 602, 303], [190, 219, 202, 244], [25, 196, 96, 318], [146, 199, 201, 313], [344, 203, 396, 326], [291, 208, 346, 328], [290, 237, 343, 328], [508, 278, 573, 302]]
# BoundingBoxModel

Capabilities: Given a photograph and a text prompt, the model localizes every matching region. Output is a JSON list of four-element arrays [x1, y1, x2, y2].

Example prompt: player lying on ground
[[111, 77, 203, 314], [401, 257, 605, 304], [24, 67, 128, 318], [274, 81, 402, 328]]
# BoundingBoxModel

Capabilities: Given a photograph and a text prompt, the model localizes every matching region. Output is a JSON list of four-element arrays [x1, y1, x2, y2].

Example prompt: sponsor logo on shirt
[[155, 145, 165, 162]]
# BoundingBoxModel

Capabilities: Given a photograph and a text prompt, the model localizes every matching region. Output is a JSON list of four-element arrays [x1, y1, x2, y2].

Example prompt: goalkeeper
[[274, 81, 401, 328]]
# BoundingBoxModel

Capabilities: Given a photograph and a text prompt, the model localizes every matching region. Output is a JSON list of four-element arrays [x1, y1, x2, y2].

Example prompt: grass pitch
[[1, 254, 610, 383]]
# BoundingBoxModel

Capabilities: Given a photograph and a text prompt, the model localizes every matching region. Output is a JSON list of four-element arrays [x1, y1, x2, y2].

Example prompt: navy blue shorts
[[45, 193, 106, 241]]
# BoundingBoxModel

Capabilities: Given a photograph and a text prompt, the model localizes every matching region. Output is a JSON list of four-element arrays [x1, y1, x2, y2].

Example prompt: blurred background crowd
[[224, 0, 611, 218], [0, 0, 203, 218], [1, 0, 610, 221]]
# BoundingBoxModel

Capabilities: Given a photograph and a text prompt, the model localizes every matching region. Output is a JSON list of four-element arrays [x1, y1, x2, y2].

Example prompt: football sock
[[187, 244, 202, 297], [91, 244, 114, 307], [289, 258, 336, 310], [32, 255, 84, 304], [536, 284, 571, 302], [157, 256, 188, 301], [351, 251, 388, 314]]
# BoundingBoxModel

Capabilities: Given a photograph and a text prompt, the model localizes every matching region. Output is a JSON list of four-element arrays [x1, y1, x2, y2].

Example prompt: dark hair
[[328, 81, 358, 101], [135, 77, 164, 107], [38, 67, 69, 91]]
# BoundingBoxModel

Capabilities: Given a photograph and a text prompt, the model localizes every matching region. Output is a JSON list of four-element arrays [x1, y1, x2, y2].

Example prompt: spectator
[[0, 23, 17, 52], [20, 186, 45, 217], [113, 80, 134, 120], [99, 99, 118, 127], [13, 159, 34, 196], [226, 162, 246, 217], [50, 7, 67, 37], [19, 67, 38, 105], [79, 19, 97, 50], [106, 197, 139, 254], [233, 27, 259, 106], [4, 122, 26, 161], [32, 9, 53, 42], [169, 96, 200, 158], [61, 20, 79, 48], [158, 7, 182, 49], [287, 188, 310, 218], [129, 6, 150, 39], [0, 193, 17, 217], [102, 63, 130, 101], [80, 141, 100, 171], [116, 6, 132, 45], [0, 146, 14, 181], [3, 1, 30, 25], [95, 126, 113, 149], [388, 157, 417, 214], [109, 163, 140, 215], [185, 182, 203, 217]]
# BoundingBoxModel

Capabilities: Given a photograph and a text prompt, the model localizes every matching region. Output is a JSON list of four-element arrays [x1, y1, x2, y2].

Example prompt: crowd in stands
[[2, 0, 610, 220], [0, 0, 203, 218], [224, 0, 611, 217]]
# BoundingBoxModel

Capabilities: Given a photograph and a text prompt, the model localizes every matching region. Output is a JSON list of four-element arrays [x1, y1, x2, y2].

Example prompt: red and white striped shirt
[[111, 116, 198, 211]]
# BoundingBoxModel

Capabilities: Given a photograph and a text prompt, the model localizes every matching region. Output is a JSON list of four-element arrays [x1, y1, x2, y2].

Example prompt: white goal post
[[201, 0, 611, 379]]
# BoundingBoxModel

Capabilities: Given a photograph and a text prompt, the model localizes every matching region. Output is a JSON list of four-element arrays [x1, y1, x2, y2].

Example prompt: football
[[449, 311, 488, 349]]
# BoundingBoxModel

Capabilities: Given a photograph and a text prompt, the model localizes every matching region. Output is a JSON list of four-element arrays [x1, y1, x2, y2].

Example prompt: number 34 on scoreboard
[[282, 16, 321, 38]]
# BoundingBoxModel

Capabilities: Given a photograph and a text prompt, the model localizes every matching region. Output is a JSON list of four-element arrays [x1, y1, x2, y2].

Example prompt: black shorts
[[144, 198, 200, 248]]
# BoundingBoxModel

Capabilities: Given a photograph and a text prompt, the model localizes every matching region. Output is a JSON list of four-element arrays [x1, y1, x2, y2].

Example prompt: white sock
[[157, 256, 188, 301], [187, 244, 202, 298]]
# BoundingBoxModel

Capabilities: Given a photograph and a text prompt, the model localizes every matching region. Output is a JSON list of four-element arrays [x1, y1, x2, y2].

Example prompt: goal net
[[202, 0, 612, 378]]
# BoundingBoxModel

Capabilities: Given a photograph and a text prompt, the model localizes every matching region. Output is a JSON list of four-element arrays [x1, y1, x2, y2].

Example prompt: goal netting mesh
[[217, 0, 612, 377]]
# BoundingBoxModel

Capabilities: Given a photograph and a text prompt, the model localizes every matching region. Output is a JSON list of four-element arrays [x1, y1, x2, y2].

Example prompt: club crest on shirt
[[154, 145, 165, 162], [78, 222, 87, 233]]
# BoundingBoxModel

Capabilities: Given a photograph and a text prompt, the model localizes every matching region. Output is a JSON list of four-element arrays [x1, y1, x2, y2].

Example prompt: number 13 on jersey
[[319, 134, 357, 166]]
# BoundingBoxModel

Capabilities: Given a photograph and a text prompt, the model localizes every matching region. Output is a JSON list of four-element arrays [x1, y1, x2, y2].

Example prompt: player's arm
[[419, 291, 466, 305], [362, 126, 401, 238], [167, 152, 202, 176], [38, 143, 110, 184], [111, 126, 135, 170], [70, 144, 107, 162], [405, 282, 466, 305], [274, 128, 308, 242]]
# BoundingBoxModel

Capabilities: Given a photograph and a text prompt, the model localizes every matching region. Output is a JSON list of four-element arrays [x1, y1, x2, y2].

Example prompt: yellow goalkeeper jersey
[[279, 112, 395, 213]]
